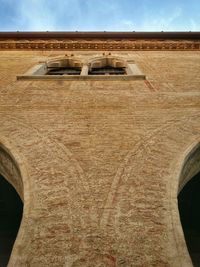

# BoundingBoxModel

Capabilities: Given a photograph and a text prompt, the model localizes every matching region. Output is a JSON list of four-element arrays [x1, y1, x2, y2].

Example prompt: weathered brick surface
[[0, 50, 200, 266]]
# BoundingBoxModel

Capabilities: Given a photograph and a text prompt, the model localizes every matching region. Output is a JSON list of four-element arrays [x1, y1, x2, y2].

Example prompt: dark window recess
[[0, 175, 23, 267], [178, 171, 200, 267], [46, 67, 81, 75], [89, 66, 126, 75]]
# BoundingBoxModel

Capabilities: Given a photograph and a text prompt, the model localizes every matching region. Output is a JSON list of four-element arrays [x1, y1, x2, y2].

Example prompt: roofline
[[0, 31, 200, 40]]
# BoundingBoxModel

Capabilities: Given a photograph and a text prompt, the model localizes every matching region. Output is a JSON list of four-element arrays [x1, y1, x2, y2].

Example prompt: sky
[[0, 0, 199, 32]]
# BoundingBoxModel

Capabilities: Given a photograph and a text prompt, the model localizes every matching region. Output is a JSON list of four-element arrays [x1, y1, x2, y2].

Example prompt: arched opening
[[0, 174, 23, 267], [178, 143, 200, 267], [46, 57, 82, 75], [88, 56, 127, 75]]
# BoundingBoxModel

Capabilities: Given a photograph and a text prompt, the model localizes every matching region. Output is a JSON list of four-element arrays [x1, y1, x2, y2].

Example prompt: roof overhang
[[0, 31, 200, 40]]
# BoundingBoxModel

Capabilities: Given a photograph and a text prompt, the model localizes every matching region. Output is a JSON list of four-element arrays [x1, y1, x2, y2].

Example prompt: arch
[[46, 56, 83, 75], [169, 141, 200, 267], [87, 55, 145, 77], [88, 55, 127, 69], [0, 174, 23, 266], [46, 56, 83, 69], [0, 139, 29, 267], [88, 55, 127, 75], [178, 142, 200, 194], [177, 142, 200, 266]]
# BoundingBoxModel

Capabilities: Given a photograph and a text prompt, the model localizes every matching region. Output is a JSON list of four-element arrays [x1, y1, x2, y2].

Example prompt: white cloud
[[14, 0, 56, 30], [190, 19, 199, 31], [140, 7, 183, 31], [120, 20, 135, 31], [1, 0, 200, 31], [12, 0, 87, 31], [9, 0, 135, 31]]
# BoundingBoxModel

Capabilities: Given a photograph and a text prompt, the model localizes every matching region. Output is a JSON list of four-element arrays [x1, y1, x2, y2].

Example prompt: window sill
[[16, 74, 146, 81]]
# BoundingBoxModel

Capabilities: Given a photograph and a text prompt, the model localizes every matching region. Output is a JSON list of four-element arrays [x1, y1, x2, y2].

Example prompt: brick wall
[[0, 50, 199, 266]]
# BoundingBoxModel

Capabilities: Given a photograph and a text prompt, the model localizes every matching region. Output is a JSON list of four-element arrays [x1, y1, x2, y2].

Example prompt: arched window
[[46, 58, 82, 75], [88, 57, 126, 75], [0, 174, 23, 267]]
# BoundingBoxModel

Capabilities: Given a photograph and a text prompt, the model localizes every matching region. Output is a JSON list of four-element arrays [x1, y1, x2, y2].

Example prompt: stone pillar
[[80, 64, 89, 75]]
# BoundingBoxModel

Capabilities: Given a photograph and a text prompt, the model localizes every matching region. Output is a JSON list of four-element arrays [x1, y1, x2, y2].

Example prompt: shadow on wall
[[0, 175, 23, 267]]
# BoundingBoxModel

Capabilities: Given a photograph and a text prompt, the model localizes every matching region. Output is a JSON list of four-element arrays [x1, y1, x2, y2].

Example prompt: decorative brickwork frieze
[[0, 40, 200, 51]]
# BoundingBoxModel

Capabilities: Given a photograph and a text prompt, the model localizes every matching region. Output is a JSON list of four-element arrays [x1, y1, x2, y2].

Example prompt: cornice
[[0, 31, 200, 40], [0, 40, 200, 51]]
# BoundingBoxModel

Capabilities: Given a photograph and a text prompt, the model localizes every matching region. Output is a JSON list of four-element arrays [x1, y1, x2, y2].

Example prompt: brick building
[[0, 32, 200, 266]]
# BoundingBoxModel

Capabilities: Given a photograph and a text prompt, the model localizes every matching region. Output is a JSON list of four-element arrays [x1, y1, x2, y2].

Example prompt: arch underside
[[178, 143, 200, 193], [178, 143, 200, 266], [0, 145, 23, 200], [0, 174, 23, 267], [0, 141, 25, 267]]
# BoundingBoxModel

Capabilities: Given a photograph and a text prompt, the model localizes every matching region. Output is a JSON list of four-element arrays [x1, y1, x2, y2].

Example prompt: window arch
[[46, 57, 83, 75], [88, 56, 127, 75]]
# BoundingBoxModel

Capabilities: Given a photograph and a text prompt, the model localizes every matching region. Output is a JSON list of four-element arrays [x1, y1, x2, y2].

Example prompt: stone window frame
[[46, 57, 82, 75], [17, 55, 146, 81]]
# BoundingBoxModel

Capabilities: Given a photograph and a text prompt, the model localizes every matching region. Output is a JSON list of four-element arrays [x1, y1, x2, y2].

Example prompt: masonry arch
[[46, 56, 83, 75], [46, 56, 83, 68], [178, 142, 200, 267], [88, 55, 127, 68], [0, 141, 27, 266], [88, 55, 127, 75]]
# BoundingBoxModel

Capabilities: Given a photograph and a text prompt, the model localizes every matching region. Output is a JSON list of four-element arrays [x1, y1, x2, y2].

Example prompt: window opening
[[45, 58, 82, 76], [89, 66, 126, 75], [46, 67, 81, 75], [88, 57, 127, 76]]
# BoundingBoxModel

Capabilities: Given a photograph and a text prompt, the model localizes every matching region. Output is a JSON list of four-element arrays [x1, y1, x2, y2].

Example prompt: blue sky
[[0, 0, 199, 31]]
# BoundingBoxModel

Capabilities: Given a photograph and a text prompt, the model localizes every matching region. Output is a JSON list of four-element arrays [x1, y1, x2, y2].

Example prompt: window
[[46, 58, 82, 76], [89, 66, 126, 75], [46, 67, 81, 75], [88, 57, 126, 75], [17, 55, 146, 80]]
